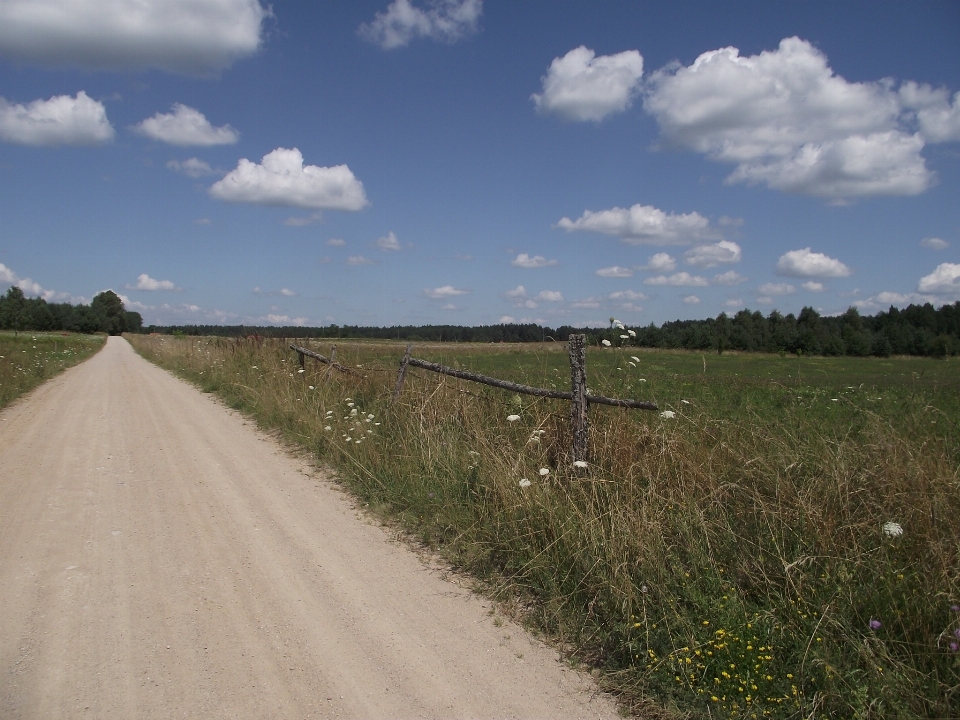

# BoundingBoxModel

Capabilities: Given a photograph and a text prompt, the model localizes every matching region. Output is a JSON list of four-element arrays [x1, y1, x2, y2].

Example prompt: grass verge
[[0, 331, 105, 411], [128, 334, 960, 719]]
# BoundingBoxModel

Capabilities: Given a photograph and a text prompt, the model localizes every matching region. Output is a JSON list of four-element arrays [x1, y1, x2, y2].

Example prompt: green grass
[[0, 331, 105, 410], [129, 335, 960, 719]]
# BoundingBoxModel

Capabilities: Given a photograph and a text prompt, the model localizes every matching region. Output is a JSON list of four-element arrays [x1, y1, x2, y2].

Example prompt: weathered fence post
[[568, 334, 588, 463], [324, 345, 337, 380], [393, 344, 413, 401], [297, 349, 305, 371]]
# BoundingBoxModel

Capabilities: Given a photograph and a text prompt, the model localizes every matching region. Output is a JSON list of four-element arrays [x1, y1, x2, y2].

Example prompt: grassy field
[[128, 334, 960, 719], [0, 331, 105, 411]]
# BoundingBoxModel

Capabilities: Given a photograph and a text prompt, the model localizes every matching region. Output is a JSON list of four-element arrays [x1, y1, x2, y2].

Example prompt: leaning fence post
[[568, 334, 588, 463], [297, 350, 305, 371], [393, 344, 413, 401], [324, 345, 337, 380]]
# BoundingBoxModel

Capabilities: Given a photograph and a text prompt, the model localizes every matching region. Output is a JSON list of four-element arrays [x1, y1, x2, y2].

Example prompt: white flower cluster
[[323, 397, 379, 445]]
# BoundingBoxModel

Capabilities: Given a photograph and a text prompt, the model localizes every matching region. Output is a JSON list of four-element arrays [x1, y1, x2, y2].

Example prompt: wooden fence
[[291, 334, 657, 463]]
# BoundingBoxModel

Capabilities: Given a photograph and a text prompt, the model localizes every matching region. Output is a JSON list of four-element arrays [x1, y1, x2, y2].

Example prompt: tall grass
[[0, 331, 105, 410], [129, 334, 960, 718]]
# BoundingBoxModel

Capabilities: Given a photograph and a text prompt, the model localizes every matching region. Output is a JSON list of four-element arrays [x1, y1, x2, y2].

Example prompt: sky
[[1, 0, 959, 329]]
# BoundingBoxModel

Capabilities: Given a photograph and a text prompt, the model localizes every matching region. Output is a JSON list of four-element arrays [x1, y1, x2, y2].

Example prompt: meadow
[[0, 331, 105, 410], [127, 333, 960, 719]]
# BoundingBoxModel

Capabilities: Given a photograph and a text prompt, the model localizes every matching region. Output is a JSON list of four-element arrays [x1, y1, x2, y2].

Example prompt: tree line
[[3, 285, 955, 356], [141, 301, 959, 358], [0, 288, 141, 335]]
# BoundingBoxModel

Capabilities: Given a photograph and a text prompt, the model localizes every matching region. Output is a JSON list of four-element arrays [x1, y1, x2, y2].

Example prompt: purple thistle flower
[[950, 642, 959, 652], [951, 605, 960, 613], [869, 619, 882, 630], [954, 628, 960, 639]]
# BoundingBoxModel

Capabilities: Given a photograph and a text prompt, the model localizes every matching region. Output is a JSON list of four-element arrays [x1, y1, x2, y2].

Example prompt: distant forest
[[2, 285, 957, 357]]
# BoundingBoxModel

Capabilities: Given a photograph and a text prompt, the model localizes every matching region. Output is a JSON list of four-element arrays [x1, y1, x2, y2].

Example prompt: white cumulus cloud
[[537, 290, 563, 302], [424, 285, 468, 299], [685, 240, 741, 268], [683, 295, 701, 304], [0, 0, 267, 75], [608, 290, 648, 301], [347, 256, 374, 266], [899, 82, 960, 143], [210, 148, 368, 210], [0, 262, 76, 301], [128, 273, 179, 291], [776, 247, 851, 278], [758, 282, 795, 296], [644, 272, 709, 287], [802, 281, 824, 292], [167, 157, 217, 177], [713, 271, 747, 286], [643, 37, 937, 200], [917, 263, 960, 296], [595, 266, 633, 278], [0, 91, 113, 145], [377, 231, 401, 251], [359, 0, 481, 50], [637, 252, 676, 272], [512, 253, 557, 268], [557, 203, 721, 245], [327, 238, 346, 247], [532, 46, 644, 122], [134, 104, 238, 146], [920, 237, 949, 251]]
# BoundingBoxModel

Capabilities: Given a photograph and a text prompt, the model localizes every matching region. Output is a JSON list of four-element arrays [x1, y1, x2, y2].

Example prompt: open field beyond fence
[[0, 331, 105, 411], [127, 334, 960, 719]]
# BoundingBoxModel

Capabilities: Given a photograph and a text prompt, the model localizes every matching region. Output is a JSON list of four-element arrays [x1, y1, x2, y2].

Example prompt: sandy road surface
[[0, 337, 620, 719]]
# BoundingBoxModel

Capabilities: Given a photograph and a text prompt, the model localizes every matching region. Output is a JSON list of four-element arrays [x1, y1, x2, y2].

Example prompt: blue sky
[[1, 1, 959, 328]]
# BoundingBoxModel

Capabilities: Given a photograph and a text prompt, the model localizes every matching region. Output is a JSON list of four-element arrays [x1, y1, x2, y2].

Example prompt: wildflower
[[631, 356, 640, 362], [519, 478, 531, 488], [507, 414, 520, 422], [660, 410, 676, 419], [681, 399, 690, 404], [882, 521, 903, 537], [539, 468, 550, 476], [347, 401, 355, 407], [308, 385, 315, 390], [628, 329, 636, 337], [613, 319, 625, 330], [628, 361, 636, 367], [324, 426, 332, 431], [601, 339, 611, 347], [620, 334, 630, 339], [950, 642, 958, 652], [251, 365, 258, 369], [869, 619, 882, 630], [573, 460, 589, 469], [367, 413, 375, 420], [951, 605, 960, 613]]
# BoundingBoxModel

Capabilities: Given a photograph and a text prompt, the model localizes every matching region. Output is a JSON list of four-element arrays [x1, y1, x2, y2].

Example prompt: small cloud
[[920, 237, 949, 251], [608, 290, 648, 301], [724, 298, 745, 308], [376, 231, 401, 251], [279, 288, 296, 297], [537, 290, 563, 302], [133, 104, 238, 146], [127, 273, 179, 291], [193, 217, 212, 225], [713, 270, 747, 285], [210, 148, 368, 210], [347, 255, 374, 266], [569, 298, 601, 309], [265, 314, 308, 326], [756, 296, 775, 305], [252, 286, 262, 294], [557, 203, 722, 245], [636, 252, 676, 272], [505, 285, 537, 308], [0, 91, 114, 146], [758, 282, 796, 296], [440, 303, 458, 310], [284, 212, 322, 226], [644, 272, 709, 287], [802, 281, 825, 292], [167, 157, 217, 177], [512, 252, 558, 268], [327, 238, 346, 246], [776, 247, 851, 278], [424, 285, 469, 299], [505, 285, 527, 299], [917, 262, 960, 296], [683, 295, 701, 304], [499, 315, 515, 323], [359, 0, 482, 50], [532, 45, 644, 122], [596, 266, 633, 278], [685, 240, 741, 268]]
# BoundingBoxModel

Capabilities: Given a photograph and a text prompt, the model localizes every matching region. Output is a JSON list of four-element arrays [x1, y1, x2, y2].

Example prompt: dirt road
[[0, 337, 620, 719]]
